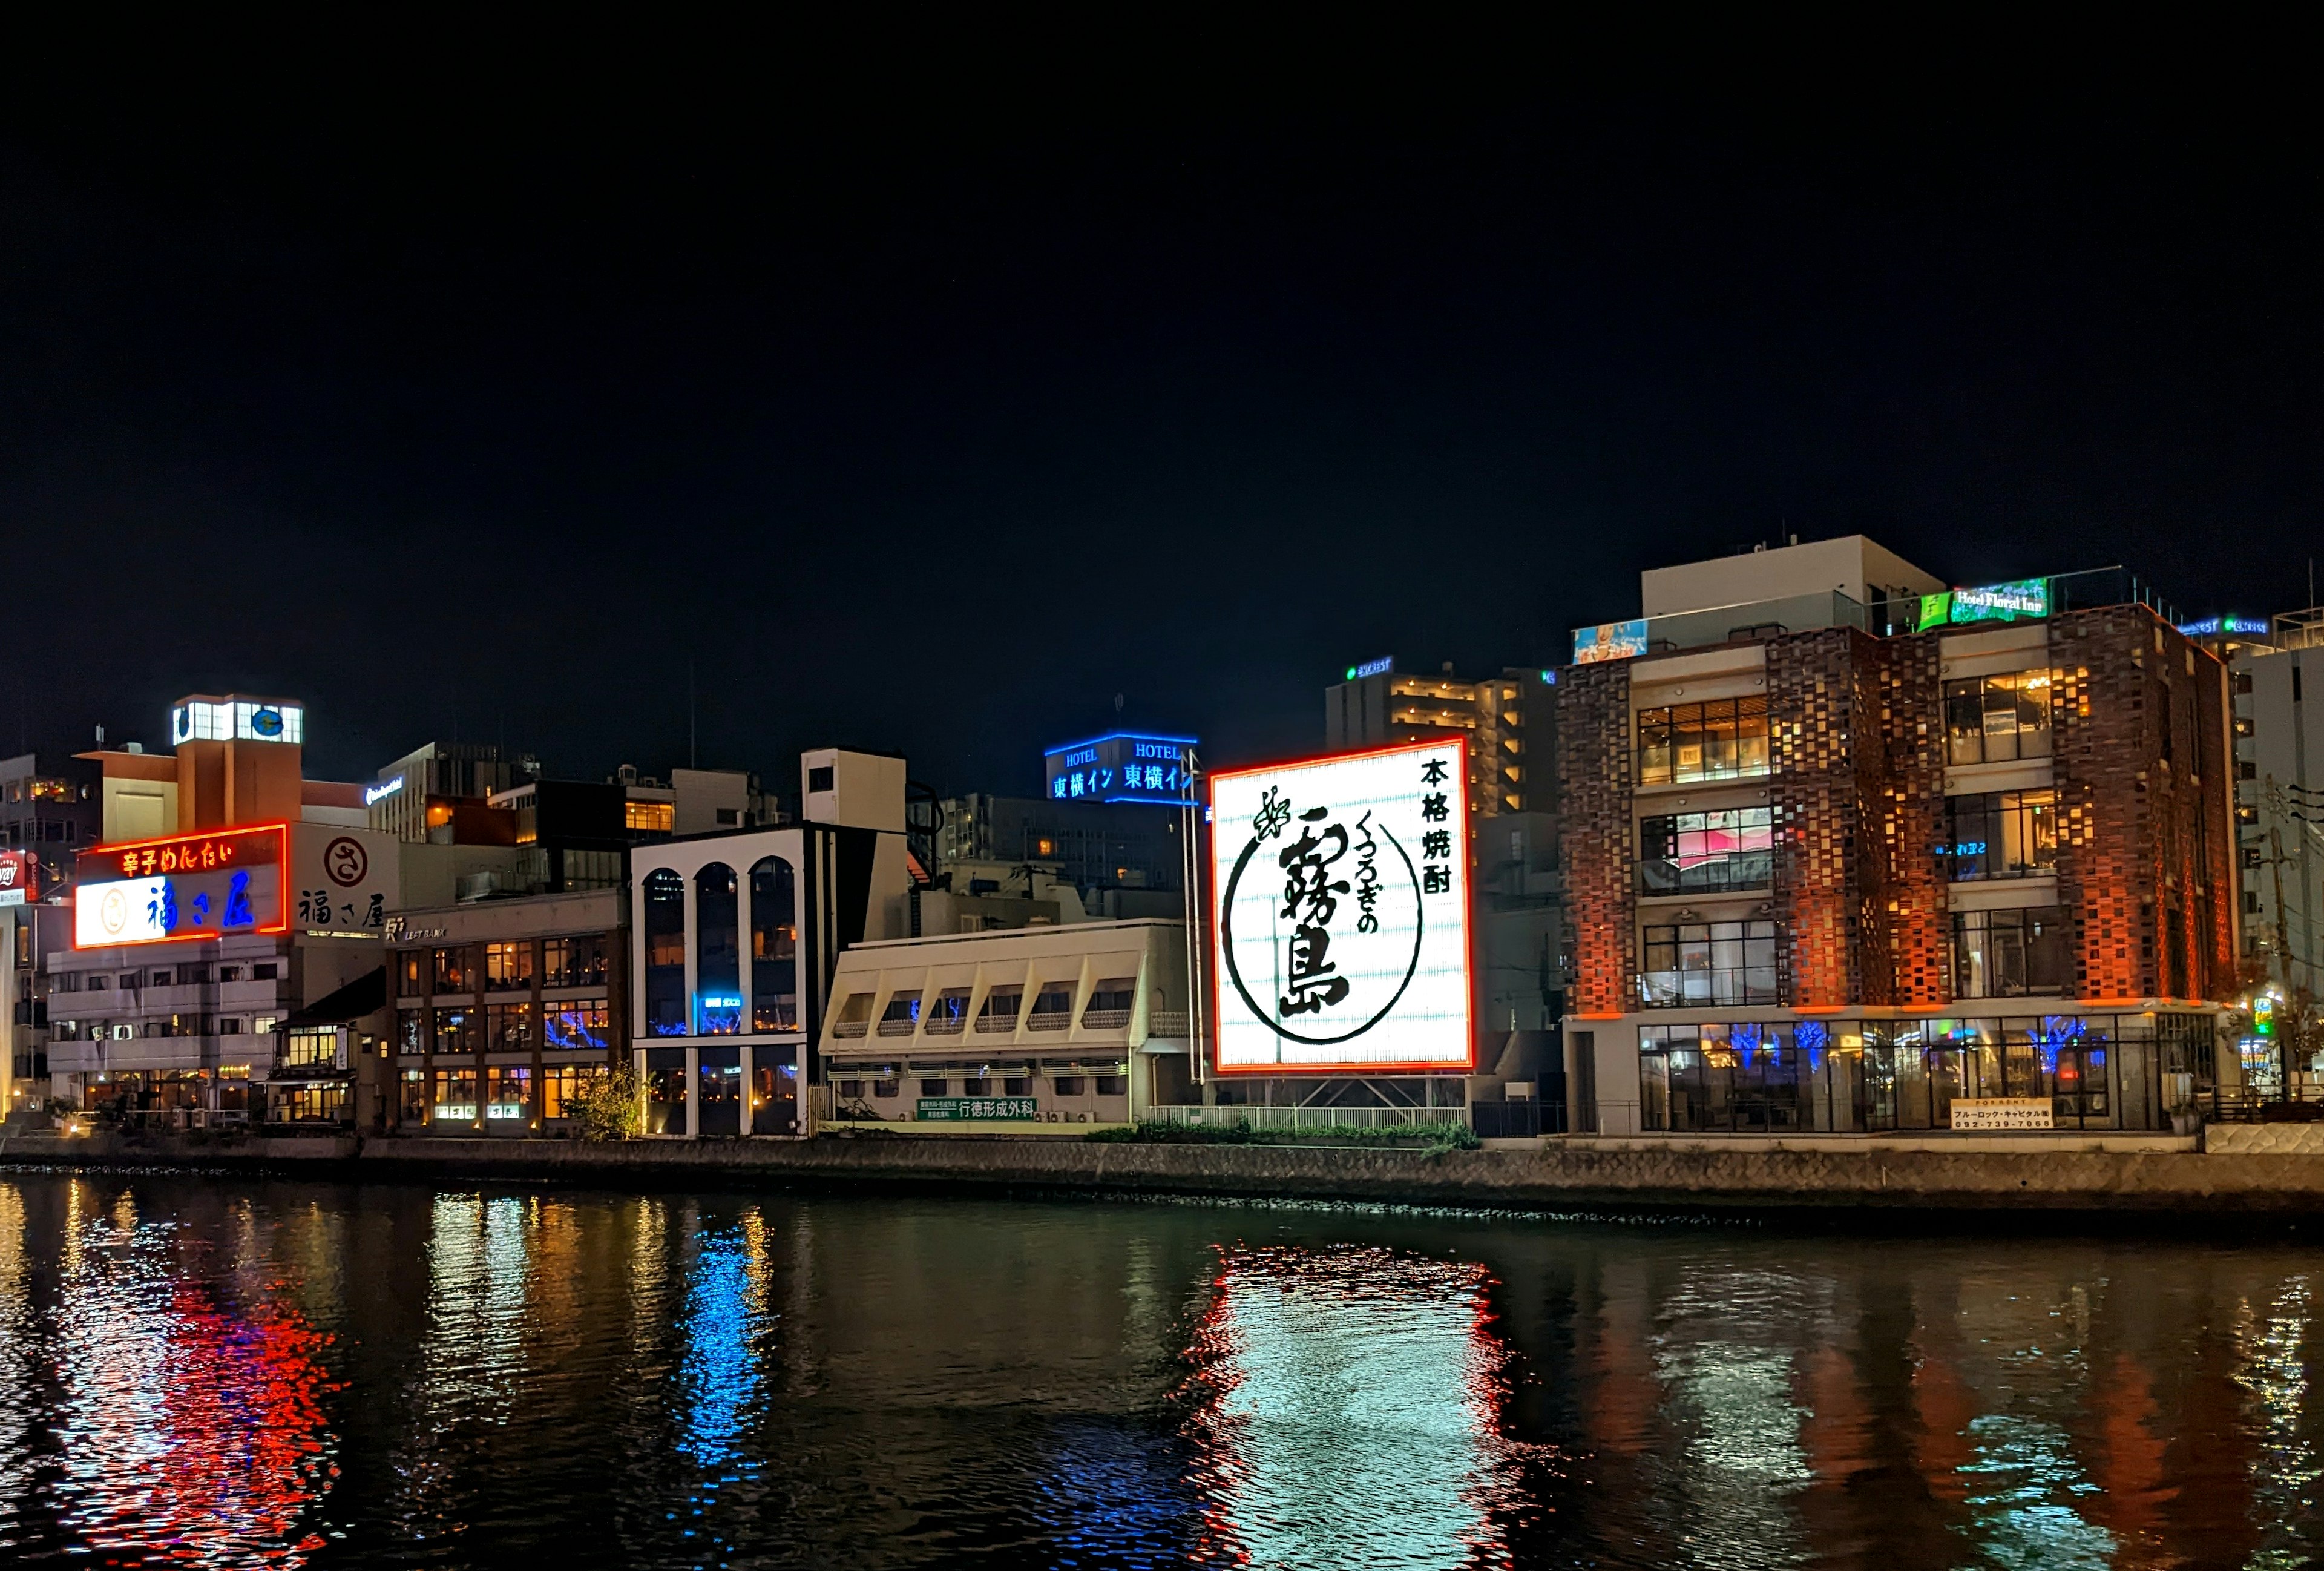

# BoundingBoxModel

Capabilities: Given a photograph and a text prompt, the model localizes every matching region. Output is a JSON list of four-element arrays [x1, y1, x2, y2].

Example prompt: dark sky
[[2, 30, 2316, 794]]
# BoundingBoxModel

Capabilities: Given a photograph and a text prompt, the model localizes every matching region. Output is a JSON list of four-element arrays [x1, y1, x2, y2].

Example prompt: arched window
[[643, 869, 687, 1037], [751, 857, 798, 1031], [695, 863, 740, 1035]]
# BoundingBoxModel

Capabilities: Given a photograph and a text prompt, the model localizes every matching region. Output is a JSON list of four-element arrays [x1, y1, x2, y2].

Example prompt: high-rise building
[[1559, 543, 2235, 1138], [1323, 660, 1564, 1036], [2227, 610, 2324, 1084]]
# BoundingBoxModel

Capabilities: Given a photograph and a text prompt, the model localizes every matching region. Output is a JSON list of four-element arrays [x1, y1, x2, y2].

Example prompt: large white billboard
[[1209, 739, 1472, 1073]]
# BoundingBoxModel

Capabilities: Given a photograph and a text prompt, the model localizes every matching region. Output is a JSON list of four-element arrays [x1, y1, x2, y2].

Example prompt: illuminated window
[[1943, 790, 2058, 880], [750, 857, 798, 1031], [643, 868, 687, 1035], [1952, 907, 2069, 997], [1639, 920, 1777, 1009], [1640, 808, 1774, 895], [695, 862, 741, 1035], [625, 800, 675, 833], [1944, 671, 2052, 765], [484, 941, 533, 991], [1636, 698, 1770, 785]]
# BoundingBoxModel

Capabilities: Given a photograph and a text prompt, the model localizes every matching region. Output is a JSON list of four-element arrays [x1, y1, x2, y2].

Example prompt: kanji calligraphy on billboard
[[1209, 739, 1472, 1073], [73, 823, 289, 948]]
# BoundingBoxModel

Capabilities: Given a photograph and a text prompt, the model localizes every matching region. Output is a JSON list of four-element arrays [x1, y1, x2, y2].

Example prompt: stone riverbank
[[11, 1127, 2324, 1217]]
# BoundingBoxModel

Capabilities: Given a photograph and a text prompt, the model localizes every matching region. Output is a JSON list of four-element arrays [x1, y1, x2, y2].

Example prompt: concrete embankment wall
[[14, 1130, 2324, 1216]]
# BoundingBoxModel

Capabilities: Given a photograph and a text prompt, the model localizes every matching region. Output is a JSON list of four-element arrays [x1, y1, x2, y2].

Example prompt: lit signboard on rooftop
[[2176, 616, 2270, 637], [1209, 739, 1472, 1075], [1572, 618, 1649, 665], [1343, 656, 1394, 680], [1917, 579, 2050, 631], [170, 698, 303, 746], [1043, 733, 1197, 805], [73, 823, 289, 948]]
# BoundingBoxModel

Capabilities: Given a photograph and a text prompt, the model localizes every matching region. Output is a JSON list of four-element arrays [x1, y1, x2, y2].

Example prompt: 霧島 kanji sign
[[1209, 739, 1472, 1073]]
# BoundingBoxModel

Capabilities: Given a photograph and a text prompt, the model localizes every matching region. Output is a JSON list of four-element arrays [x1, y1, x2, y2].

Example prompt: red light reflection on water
[[59, 1280, 336, 1568], [1180, 1244, 1541, 1570]]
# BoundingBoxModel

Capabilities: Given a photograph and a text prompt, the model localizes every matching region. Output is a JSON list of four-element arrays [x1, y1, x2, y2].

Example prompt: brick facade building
[[1560, 602, 2234, 1137]]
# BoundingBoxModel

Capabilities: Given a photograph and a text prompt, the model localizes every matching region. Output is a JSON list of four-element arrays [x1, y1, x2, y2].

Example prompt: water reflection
[[9, 1176, 2324, 1566], [1184, 1243, 1542, 1569], [49, 1181, 336, 1567]]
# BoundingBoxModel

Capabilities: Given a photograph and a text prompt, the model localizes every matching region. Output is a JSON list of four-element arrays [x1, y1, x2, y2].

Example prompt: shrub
[[571, 1063, 643, 1141]]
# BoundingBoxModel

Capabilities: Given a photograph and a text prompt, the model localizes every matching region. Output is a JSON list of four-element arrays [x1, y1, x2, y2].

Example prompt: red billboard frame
[[72, 821, 292, 948], [1205, 736, 1475, 1077]]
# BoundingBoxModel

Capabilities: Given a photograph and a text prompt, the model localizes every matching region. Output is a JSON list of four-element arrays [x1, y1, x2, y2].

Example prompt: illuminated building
[[818, 918, 1193, 1128], [933, 792, 1187, 912], [42, 694, 399, 1122], [629, 748, 912, 1138], [2227, 610, 2324, 1040], [1323, 660, 1564, 1082], [364, 740, 539, 843], [384, 886, 627, 1135], [1560, 544, 2236, 1137]]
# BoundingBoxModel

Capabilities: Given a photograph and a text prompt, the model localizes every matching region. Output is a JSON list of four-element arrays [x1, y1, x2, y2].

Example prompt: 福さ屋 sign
[[73, 823, 289, 947], [1208, 739, 1473, 1073]]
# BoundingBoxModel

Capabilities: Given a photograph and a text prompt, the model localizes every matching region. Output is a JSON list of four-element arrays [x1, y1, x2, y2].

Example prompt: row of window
[[1631, 668, 2058, 788], [53, 1015, 279, 1041], [402, 936, 609, 996], [833, 1075, 1128, 1100], [2, 819, 79, 844], [397, 1000, 611, 1055], [1632, 791, 2060, 895], [642, 858, 798, 1036], [1633, 1013, 2212, 1135], [55, 963, 278, 992], [836, 978, 1138, 1036], [402, 1063, 606, 1122], [1636, 907, 2071, 1008]]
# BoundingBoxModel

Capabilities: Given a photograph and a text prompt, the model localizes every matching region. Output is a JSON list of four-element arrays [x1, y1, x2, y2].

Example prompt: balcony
[[1027, 1011, 1072, 1032], [832, 1020, 868, 1039], [974, 1013, 1017, 1035], [1080, 1009, 1131, 1030], [875, 1018, 916, 1038], [1640, 851, 1773, 897], [924, 1015, 966, 1036], [1148, 1011, 1190, 1037], [1638, 967, 1779, 1009]]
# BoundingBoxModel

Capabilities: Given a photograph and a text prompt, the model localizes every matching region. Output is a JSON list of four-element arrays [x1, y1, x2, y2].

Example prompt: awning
[[282, 966, 387, 1030]]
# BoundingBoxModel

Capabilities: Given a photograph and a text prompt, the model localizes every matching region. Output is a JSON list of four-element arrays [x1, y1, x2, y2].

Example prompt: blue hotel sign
[[1044, 732, 1198, 805]]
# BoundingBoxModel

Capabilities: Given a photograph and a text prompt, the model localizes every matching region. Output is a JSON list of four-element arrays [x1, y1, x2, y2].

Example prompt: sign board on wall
[[1572, 619, 1649, 665], [1209, 738, 1473, 1073], [1043, 733, 1198, 805], [73, 824, 289, 947], [0, 849, 36, 907], [1948, 1096, 2055, 1131], [291, 823, 399, 935]]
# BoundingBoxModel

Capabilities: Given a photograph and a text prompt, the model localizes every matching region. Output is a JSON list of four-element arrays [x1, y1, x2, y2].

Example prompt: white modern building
[[628, 748, 913, 1137]]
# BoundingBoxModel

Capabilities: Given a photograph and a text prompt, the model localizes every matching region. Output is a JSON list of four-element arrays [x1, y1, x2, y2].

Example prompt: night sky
[[2, 35, 2315, 795]]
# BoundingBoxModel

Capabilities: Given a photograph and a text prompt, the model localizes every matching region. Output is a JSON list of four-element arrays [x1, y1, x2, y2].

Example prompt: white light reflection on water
[[2239, 1274, 2317, 1570], [1183, 1243, 1533, 1570], [418, 1192, 535, 1426]]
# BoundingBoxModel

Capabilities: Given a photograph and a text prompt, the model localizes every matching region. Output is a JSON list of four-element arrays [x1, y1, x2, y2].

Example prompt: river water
[[0, 1171, 2318, 1569]]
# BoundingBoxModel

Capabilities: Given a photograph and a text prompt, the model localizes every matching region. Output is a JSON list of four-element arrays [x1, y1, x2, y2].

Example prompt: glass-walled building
[[1560, 539, 2236, 1139]]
